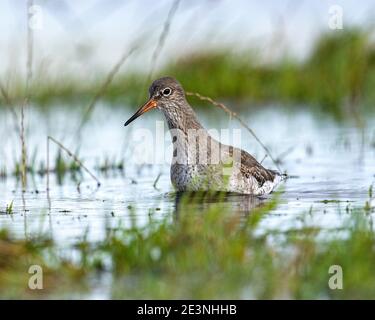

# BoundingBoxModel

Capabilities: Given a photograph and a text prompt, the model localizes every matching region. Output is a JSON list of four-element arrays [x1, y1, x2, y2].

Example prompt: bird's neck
[[162, 101, 215, 165], [162, 101, 205, 134]]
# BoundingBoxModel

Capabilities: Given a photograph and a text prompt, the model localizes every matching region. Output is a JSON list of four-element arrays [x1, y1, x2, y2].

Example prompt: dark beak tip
[[124, 115, 137, 127], [124, 99, 156, 128]]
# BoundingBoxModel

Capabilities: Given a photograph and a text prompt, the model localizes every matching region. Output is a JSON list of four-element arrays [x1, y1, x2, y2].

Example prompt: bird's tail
[[269, 169, 288, 181]]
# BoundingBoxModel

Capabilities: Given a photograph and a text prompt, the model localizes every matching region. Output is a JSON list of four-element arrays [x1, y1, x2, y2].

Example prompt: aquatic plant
[[1, 191, 375, 299]]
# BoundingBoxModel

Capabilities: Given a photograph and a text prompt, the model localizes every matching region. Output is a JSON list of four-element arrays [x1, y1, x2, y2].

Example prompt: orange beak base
[[124, 99, 157, 126]]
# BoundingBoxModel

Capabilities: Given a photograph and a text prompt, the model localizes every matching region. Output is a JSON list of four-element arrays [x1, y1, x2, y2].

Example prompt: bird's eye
[[162, 87, 172, 96]]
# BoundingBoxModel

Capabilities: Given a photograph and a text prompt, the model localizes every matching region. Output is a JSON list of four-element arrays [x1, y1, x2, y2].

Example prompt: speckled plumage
[[125, 77, 282, 195]]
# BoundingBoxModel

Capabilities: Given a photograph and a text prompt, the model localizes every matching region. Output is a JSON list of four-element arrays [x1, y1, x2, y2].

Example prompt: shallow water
[[0, 103, 374, 244]]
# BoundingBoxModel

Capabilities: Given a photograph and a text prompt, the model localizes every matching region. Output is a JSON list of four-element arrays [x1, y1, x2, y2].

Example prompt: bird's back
[[220, 143, 281, 195], [170, 135, 281, 195]]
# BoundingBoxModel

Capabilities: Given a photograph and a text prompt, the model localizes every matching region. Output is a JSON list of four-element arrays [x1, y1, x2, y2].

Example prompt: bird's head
[[124, 76, 185, 126]]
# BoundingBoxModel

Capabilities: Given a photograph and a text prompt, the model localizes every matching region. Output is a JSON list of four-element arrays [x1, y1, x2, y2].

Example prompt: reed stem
[[47, 136, 101, 188]]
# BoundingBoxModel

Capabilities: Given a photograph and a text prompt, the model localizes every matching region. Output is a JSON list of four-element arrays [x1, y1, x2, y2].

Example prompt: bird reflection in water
[[172, 191, 266, 221]]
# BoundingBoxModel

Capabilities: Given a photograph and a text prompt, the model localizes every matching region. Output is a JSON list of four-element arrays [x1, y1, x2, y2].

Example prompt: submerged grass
[[4, 148, 123, 185], [0, 192, 374, 299]]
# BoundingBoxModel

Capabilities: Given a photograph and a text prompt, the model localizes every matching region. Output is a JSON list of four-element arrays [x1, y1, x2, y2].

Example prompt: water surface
[[0, 103, 374, 244]]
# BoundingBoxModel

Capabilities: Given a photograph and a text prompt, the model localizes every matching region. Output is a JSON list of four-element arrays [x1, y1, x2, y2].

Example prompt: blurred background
[[0, 0, 374, 116], [0, 0, 375, 299]]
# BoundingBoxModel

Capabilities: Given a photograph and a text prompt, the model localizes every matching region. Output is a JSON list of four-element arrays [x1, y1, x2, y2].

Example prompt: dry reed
[[46, 136, 101, 191], [146, 0, 180, 84], [76, 46, 138, 134]]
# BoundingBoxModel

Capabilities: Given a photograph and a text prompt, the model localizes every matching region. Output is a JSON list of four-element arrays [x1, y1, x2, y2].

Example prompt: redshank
[[124, 77, 282, 195]]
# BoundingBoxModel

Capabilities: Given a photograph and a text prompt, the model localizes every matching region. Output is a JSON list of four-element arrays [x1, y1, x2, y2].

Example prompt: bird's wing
[[225, 145, 276, 187]]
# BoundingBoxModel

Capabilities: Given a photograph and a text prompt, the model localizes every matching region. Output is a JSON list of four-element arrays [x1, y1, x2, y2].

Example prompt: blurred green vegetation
[[1, 28, 374, 120], [1, 189, 375, 299], [0, 228, 85, 298], [164, 28, 375, 119]]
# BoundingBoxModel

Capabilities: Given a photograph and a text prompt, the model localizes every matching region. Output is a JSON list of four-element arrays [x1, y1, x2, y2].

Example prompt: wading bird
[[124, 77, 282, 195]]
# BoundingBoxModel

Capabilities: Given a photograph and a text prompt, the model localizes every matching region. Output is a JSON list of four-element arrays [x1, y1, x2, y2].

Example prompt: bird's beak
[[124, 98, 157, 126]]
